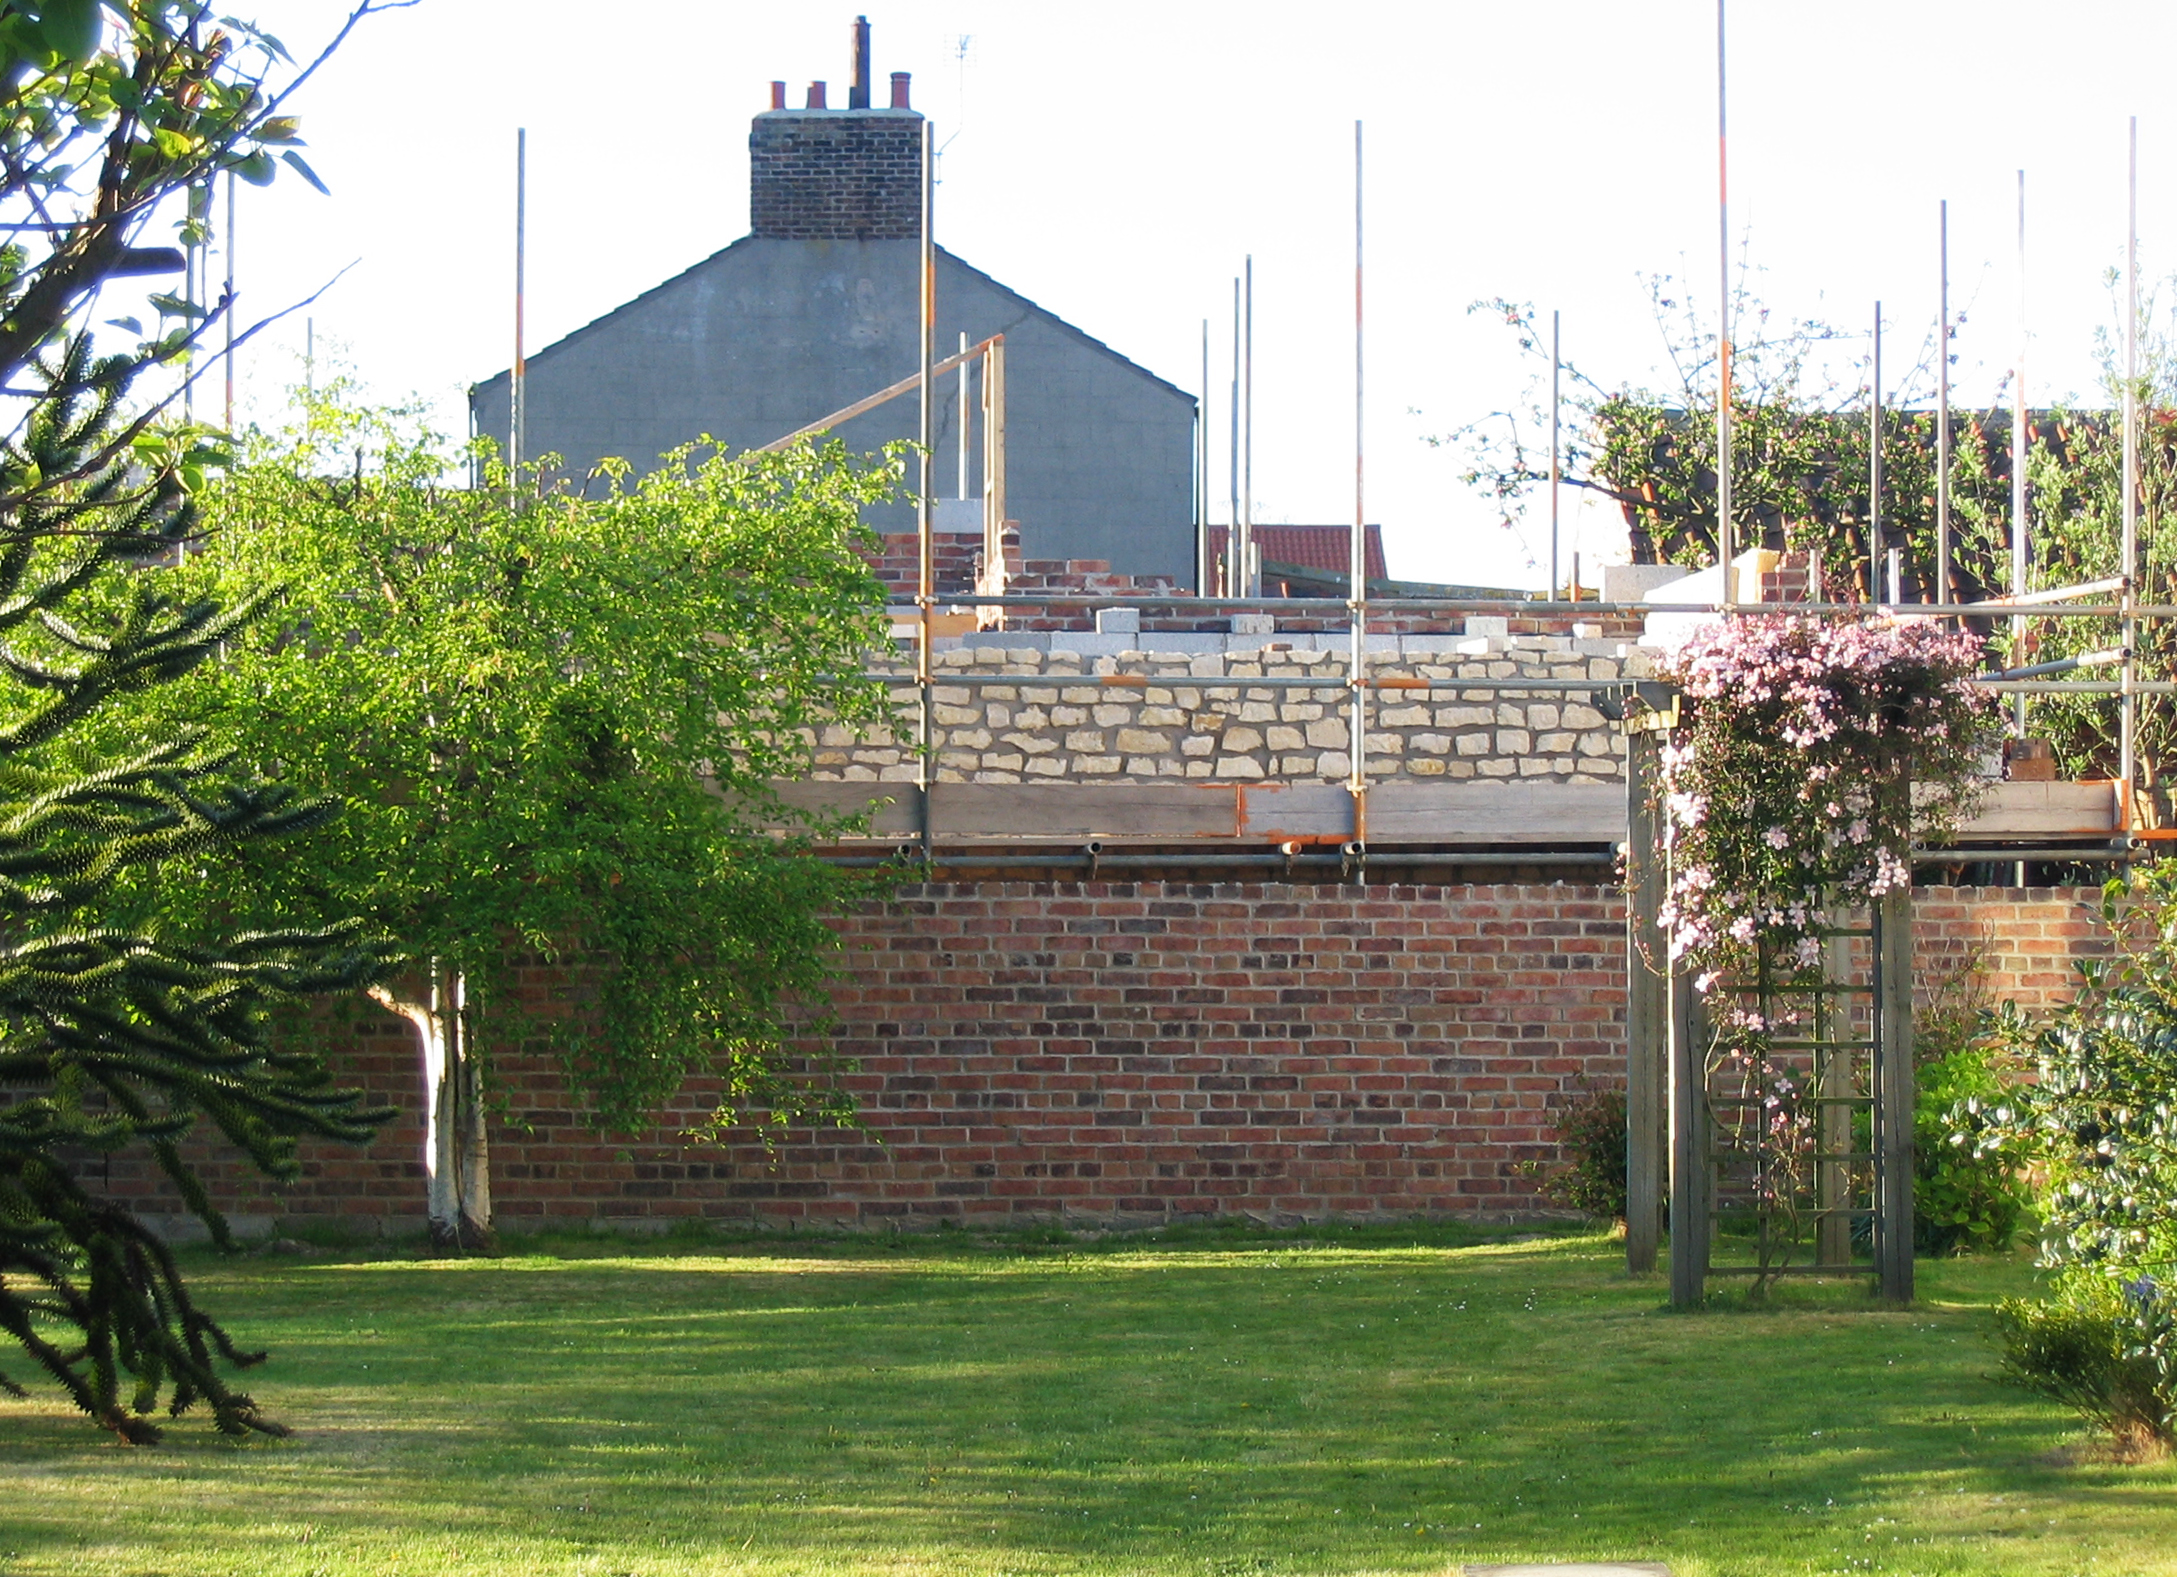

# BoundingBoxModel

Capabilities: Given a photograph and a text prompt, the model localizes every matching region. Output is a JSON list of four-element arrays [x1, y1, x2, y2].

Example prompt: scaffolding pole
[[917, 117, 935, 862], [2122, 118, 2140, 824], [511, 127, 527, 487], [2013, 170, 2029, 740], [1199, 319, 1210, 596], [1937, 200, 1952, 609], [1350, 122, 1367, 841], [1244, 255, 1256, 598], [1550, 309, 1562, 601], [1716, 0, 1735, 604], [1871, 301, 1883, 602]]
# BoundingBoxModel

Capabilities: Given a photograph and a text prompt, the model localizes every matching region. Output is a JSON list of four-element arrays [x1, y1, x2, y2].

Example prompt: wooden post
[[982, 337, 1007, 573], [1668, 960, 1710, 1307], [1625, 728, 1667, 1274], [1815, 919, 1852, 1266], [1874, 886, 1915, 1303]]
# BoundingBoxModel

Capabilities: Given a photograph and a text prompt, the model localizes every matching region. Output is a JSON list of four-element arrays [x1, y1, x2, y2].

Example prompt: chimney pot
[[805, 80, 827, 110], [849, 15, 871, 109], [769, 80, 785, 110], [889, 71, 911, 109]]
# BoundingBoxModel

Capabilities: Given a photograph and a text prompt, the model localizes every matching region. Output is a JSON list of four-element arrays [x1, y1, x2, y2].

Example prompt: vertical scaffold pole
[[1870, 302, 1883, 602], [2012, 171, 2029, 742], [511, 127, 527, 489], [1228, 277, 1240, 597], [1350, 121, 1367, 846], [1715, 0, 1735, 604], [1937, 201, 1952, 609], [917, 117, 935, 862], [1199, 319, 1211, 596], [1550, 309, 1562, 602], [1244, 254, 1256, 598], [2122, 118, 2140, 820]]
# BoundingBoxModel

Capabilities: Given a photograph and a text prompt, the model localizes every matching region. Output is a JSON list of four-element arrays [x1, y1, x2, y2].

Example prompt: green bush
[[1915, 1045, 2032, 1255], [1995, 1281, 2173, 1455], [1528, 1086, 1628, 1221], [1980, 866, 2177, 1453], [1912, 954, 2032, 1256]]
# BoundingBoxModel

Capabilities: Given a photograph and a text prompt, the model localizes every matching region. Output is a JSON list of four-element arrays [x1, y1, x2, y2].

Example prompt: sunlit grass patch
[[1, 1226, 2172, 1575]]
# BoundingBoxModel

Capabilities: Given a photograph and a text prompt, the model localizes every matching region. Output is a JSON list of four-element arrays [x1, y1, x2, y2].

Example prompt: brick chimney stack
[[749, 19, 920, 241]]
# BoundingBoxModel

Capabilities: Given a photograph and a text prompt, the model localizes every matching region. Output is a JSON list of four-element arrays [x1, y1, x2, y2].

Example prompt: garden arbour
[[1622, 611, 2002, 1305]]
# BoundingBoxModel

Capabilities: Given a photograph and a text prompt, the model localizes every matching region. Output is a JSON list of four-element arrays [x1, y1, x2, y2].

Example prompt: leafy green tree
[[167, 399, 899, 1246], [1451, 282, 2020, 602], [1456, 276, 2177, 789], [1983, 866, 2177, 1453], [0, 1, 405, 1439]]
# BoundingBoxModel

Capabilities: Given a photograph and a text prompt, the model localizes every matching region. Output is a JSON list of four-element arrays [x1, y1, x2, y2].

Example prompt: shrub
[[1995, 1281, 2174, 1457], [1912, 956, 2032, 1256], [1528, 1086, 1629, 1221], [1980, 866, 2177, 1451], [1916, 1047, 2032, 1255]]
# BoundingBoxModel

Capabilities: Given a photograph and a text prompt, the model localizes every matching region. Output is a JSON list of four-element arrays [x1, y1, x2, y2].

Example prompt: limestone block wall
[[812, 634, 1637, 786]]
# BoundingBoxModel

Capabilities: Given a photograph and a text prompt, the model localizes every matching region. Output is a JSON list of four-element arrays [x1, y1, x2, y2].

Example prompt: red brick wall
[[110, 882, 2112, 1237]]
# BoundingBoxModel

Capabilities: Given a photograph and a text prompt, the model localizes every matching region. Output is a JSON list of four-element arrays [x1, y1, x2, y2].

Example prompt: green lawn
[[2, 1224, 2172, 1576]]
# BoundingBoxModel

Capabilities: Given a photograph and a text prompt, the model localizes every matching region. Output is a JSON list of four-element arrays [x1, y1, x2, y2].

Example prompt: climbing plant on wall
[[1651, 615, 1997, 988]]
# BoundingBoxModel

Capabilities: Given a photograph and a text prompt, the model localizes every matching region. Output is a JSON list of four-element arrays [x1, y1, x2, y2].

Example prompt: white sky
[[197, 1, 2176, 589]]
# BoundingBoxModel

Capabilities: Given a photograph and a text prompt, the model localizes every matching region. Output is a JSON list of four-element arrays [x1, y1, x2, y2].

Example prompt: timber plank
[[1959, 780, 2118, 838], [1366, 780, 1622, 843], [758, 775, 2123, 846], [932, 782, 1238, 838]]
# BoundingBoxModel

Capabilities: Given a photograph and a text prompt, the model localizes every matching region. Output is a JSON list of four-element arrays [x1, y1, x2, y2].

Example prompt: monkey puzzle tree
[[168, 400, 899, 1248], [0, 1, 403, 1439]]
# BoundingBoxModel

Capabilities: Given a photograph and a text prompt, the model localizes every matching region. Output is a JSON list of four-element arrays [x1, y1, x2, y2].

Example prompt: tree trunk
[[371, 962, 491, 1250]]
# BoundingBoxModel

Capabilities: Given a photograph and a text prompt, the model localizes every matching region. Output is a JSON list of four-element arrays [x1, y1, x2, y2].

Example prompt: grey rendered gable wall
[[471, 241, 1196, 583]]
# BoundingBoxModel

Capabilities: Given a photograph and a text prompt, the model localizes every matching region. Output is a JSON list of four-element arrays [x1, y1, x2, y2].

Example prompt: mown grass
[[2, 1221, 2172, 1576]]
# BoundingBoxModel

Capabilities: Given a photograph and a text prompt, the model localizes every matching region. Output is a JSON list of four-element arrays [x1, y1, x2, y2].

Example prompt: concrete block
[[1603, 561, 1693, 603], [1095, 606, 1141, 634]]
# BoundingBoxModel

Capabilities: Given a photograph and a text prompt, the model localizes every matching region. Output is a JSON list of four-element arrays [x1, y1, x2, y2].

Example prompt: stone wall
[[123, 883, 2109, 1237], [815, 636, 1636, 786]]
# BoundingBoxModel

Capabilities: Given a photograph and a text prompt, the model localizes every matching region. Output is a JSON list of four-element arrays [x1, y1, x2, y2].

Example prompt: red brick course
[[108, 882, 2111, 1237]]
